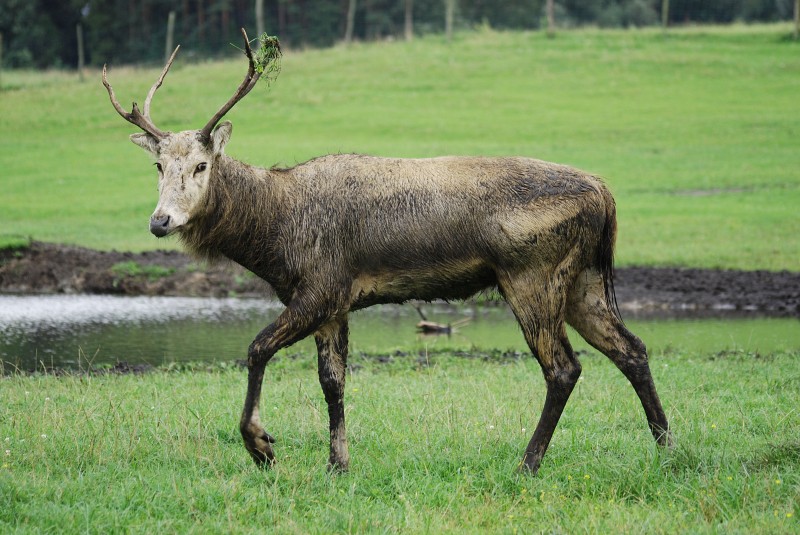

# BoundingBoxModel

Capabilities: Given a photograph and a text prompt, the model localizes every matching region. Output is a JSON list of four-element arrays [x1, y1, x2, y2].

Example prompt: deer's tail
[[597, 186, 623, 322]]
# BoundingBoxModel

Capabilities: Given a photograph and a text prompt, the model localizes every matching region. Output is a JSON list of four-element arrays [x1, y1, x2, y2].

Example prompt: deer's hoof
[[517, 454, 541, 476], [659, 430, 675, 449], [243, 429, 276, 468], [327, 457, 350, 474]]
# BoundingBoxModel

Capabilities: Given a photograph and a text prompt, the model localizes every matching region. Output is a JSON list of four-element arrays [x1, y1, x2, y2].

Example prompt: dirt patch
[[1, 241, 798, 317], [0, 241, 269, 298], [613, 266, 800, 317]]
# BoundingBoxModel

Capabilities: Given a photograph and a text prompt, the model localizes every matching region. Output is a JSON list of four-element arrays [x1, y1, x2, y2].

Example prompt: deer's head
[[103, 29, 267, 238]]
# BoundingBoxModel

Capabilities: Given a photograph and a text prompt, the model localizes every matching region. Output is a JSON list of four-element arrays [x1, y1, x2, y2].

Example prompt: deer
[[102, 29, 671, 475]]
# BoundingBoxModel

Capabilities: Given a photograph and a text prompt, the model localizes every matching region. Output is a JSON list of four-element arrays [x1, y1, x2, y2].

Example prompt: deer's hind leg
[[498, 267, 582, 475], [566, 269, 671, 446], [315, 316, 350, 472]]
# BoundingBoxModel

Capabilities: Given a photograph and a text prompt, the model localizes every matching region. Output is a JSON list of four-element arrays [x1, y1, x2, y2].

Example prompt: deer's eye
[[195, 162, 208, 174], [155, 162, 163, 173]]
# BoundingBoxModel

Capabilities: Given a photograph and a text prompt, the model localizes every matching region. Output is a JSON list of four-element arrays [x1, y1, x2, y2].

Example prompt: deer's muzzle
[[150, 214, 172, 237]]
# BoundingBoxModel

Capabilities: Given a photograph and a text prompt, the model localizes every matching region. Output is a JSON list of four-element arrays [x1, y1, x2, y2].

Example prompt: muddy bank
[[0, 241, 269, 298], [1, 241, 798, 317]]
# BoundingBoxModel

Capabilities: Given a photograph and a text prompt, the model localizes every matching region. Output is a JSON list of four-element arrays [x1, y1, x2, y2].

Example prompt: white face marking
[[131, 122, 231, 237], [151, 132, 212, 234]]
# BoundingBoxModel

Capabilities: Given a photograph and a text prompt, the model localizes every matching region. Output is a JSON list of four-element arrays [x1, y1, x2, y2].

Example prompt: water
[[1, 295, 798, 372]]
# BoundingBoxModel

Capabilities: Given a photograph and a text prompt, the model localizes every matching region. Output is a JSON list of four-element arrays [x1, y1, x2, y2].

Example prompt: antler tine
[[143, 45, 181, 121], [102, 63, 168, 139], [199, 28, 262, 142]]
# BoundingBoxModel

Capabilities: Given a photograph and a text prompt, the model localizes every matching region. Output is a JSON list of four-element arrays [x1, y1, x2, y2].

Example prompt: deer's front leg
[[315, 317, 350, 472], [240, 299, 332, 467]]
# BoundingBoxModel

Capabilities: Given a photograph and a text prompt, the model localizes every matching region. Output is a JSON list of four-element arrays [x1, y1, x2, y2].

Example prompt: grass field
[[1, 24, 798, 270], [1, 349, 798, 533]]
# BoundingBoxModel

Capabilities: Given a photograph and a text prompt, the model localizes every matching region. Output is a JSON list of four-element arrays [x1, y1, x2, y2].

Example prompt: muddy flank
[[1, 241, 798, 317]]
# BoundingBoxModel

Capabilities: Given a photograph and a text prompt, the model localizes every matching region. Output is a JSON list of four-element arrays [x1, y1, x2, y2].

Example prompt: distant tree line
[[0, 0, 796, 68]]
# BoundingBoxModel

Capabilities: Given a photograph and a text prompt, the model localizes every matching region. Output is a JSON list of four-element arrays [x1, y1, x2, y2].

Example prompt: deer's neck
[[179, 154, 287, 277]]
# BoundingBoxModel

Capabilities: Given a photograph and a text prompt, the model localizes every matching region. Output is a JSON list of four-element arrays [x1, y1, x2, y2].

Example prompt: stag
[[103, 29, 671, 474]]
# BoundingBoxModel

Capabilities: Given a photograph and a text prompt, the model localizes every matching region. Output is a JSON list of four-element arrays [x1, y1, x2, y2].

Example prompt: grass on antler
[[253, 33, 282, 85]]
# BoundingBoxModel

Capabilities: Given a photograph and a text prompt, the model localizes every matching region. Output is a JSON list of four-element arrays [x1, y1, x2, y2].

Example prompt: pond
[[1, 295, 798, 372]]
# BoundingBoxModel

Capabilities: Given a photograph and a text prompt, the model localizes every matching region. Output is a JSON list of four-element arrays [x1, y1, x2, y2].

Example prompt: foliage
[[0, 0, 84, 68], [0, 348, 798, 532], [0, 0, 797, 69], [559, 0, 666, 27]]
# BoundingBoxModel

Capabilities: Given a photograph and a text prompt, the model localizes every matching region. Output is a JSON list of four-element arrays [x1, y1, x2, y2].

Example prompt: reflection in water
[[1, 295, 798, 372], [0, 296, 283, 371]]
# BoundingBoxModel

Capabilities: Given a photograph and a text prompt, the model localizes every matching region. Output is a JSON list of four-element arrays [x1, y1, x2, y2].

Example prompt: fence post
[[662, 0, 670, 29]]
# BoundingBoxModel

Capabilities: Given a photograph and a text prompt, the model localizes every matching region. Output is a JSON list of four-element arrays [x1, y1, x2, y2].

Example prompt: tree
[[1, 0, 796, 69], [459, 0, 543, 31], [795, 0, 799, 40], [445, 0, 455, 40], [256, 0, 265, 36], [405, 0, 413, 40], [345, 0, 356, 43]]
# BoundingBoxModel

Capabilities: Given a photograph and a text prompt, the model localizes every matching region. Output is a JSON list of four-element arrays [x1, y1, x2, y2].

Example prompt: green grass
[[1, 24, 799, 269], [1, 349, 798, 533], [109, 260, 176, 281]]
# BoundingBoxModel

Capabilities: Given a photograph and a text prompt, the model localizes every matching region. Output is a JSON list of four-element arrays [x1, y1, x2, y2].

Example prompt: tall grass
[[1, 25, 798, 269], [1, 349, 798, 532]]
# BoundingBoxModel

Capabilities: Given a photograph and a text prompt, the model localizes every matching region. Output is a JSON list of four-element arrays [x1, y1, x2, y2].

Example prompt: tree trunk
[[444, 0, 455, 41], [129, 0, 137, 51], [182, 0, 190, 39], [546, 0, 555, 38], [197, 0, 206, 44], [76, 23, 85, 80], [208, 1, 218, 44], [661, 0, 670, 29], [255, 0, 265, 37], [345, 0, 356, 44], [794, 0, 799, 41], [220, 0, 230, 42], [404, 0, 413, 41], [278, 0, 288, 44], [141, 0, 151, 48], [165, 11, 176, 64]]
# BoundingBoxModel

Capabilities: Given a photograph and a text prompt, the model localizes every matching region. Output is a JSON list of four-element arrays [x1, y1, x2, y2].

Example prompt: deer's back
[[274, 154, 612, 306], [287, 154, 609, 253]]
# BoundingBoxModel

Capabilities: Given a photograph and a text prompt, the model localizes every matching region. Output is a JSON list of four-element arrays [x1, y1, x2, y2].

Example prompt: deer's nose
[[149, 214, 171, 237]]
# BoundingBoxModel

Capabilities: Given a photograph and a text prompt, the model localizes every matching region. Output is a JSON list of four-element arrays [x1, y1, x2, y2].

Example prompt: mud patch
[[614, 266, 800, 317], [1, 241, 798, 317], [0, 241, 269, 298]]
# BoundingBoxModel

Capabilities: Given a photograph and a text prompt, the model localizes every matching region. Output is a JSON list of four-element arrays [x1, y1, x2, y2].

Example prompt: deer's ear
[[130, 133, 160, 156], [211, 121, 232, 154]]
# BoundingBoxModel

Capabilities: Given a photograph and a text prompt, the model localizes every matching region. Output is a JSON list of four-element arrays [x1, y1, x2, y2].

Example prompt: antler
[[102, 45, 181, 140], [198, 28, 262, 142]]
